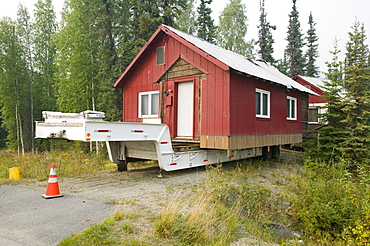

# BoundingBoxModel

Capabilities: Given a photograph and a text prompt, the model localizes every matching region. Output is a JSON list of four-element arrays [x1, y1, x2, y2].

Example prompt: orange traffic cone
[[42, 163, 63, 199]]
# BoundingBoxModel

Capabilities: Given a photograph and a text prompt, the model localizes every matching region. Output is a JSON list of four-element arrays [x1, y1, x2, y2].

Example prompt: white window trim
[[287, 96, 297, 120], [256, 88, 270, 118], [138, 90, 159, 118]]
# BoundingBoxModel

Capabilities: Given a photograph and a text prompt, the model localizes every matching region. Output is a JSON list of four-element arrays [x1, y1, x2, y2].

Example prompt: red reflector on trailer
[[132, 130, 144, 133], [170, 163, 177, 166], [97, 130, 110, 133], [160, 142, 168, 144], [86, 138, 91, 141], [204, 159, 208, 162]]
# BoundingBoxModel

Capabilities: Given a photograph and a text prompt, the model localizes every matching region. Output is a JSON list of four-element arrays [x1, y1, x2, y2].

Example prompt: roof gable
[[114, 24, 315, 95]]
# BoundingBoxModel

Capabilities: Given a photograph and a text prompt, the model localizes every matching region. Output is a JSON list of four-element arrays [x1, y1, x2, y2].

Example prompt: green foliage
[[0, 147, 113, 183], [60, 210, 153, 245], [340, 21, 370, 164], [291, 159, 356, 238], [291, 159, 370, 244], [305, 12, 319, 77], [284, 0, 305, 77], [257, 0, 276, 64], [175, 0, 197, 35], [0, 17, 30, 151], [32, 0, 58, 116], [55, 0, 127, 120], [305, 40, 345, 162], [59, 216, 120, 246], [196, 0, 217, 43], [216, 0, 254, 57], [0, 1, 58, 152]]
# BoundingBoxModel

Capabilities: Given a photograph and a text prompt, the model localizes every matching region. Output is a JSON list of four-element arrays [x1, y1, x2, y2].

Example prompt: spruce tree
[[305, 12, 319, 77], [341, 21, 370, 164], [196, 0, 217, 43], [284, 0, 305, 77], [216, 0, 253, 57], [158, 0, 187, 26], [305, 39, 345, 162], [257, 0, 276, 64], [126, 0, 163, 59]]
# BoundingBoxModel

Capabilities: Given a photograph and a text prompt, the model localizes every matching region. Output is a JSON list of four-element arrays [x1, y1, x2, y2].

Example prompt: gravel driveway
[[0, 165, 207, 246], [0, 185, 114, 246]]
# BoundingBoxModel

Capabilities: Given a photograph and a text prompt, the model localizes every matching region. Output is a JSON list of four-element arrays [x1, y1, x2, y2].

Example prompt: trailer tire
[[262, 146, 272, 160], [271, 145, 280, 159], [116, 161, 128, 172]]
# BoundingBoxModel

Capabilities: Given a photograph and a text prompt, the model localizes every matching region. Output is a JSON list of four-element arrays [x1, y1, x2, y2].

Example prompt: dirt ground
[[18, 150, 302, 245]]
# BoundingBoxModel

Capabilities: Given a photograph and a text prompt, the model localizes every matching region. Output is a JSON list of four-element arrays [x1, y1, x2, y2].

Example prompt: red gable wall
[[119, 31, 231, 137]]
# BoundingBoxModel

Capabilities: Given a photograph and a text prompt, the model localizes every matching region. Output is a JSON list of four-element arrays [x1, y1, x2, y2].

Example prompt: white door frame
[[177, 81, 194, 138]]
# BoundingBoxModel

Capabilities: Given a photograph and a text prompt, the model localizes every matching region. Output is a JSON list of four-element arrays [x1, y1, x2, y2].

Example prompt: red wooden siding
[[201, 64, 231, 137], [230, 72, 302, 136], [121, 31, 231, 138], [117, 27, 306, 149]]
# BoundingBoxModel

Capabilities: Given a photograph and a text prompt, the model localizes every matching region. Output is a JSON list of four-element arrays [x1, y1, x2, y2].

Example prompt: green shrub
[[291, 159, 370, 243]]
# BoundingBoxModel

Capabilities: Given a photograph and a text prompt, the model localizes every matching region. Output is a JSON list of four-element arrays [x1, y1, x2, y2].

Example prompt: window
[[308, 108, 319, 123], [287, 96, 297, 120], [139, 91, 159, 118], [156, 46, 165, 65], [256, 89, 270, 118]]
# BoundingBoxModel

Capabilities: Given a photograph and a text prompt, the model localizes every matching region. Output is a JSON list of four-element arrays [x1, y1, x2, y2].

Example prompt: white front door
[[177, 81, 194, 138]]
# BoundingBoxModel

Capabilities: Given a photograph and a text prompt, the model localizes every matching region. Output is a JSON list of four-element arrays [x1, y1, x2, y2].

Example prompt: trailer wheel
[[271, 146, 280, 159], [116, 161, 127, 172], [262, 146, 272, 160]]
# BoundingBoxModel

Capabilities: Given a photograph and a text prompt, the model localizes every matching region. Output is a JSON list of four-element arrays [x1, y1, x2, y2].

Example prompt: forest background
[[0, 0, 368, 157]]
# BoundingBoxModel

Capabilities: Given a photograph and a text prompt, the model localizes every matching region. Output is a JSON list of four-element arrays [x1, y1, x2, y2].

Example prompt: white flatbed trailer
[[35, 111, 263, 171]]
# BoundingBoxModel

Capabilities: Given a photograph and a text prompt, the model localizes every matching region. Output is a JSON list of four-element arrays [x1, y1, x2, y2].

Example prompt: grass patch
[[0, 148, 114, 184], [59, 211, 153, 246], [154, 160, 300, 245]]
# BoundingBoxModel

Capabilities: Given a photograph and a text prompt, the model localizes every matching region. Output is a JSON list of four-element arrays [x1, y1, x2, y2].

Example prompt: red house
[[293, 75, 327, 129], [114, 25, 313, 156]]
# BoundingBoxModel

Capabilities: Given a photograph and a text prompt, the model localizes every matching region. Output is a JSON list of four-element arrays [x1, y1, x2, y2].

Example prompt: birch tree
[[216, 0, 254, 57]]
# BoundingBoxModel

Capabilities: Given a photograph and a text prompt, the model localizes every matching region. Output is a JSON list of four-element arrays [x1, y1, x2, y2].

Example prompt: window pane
[[291, 100, 296, 118], [141, 94, 149, 115], [309, 108, 318, 122], [151, 93, 159, 115], [262, 93, 268, 116], [256, 92, 261, 115], [287, 99, 290, 117], [156, 46, 164, 65]]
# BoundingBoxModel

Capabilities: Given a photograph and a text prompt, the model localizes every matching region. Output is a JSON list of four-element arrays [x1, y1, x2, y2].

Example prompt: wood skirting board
[[200, 134, 302, 150]]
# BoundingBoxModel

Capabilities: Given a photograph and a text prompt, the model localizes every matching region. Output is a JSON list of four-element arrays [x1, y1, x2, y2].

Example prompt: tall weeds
[[0, 148, 113, 182], [154, 161, 293, 245]]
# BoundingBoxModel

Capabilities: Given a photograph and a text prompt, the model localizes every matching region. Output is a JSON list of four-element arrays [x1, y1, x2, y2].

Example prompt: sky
[[0, 0, 369, 76]]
